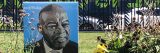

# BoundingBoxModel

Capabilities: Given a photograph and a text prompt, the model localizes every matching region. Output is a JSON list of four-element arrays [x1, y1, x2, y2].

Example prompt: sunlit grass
[[0, 31, 24, 53], [79, 31, 160, 53], [79, 32, 105, 53]]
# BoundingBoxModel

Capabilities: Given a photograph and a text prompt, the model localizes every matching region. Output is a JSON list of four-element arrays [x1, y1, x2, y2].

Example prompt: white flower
[[28, 21, 32, 25], [31, 27, 35, 30], [119, 34, 123, 39], [26, 13, 30, 16], [30, 18, 35, 21]]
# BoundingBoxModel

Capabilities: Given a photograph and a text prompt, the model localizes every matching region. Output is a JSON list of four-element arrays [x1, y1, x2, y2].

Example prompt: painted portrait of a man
[[34, 4, 77, 53], [23, 3, 78, 53]]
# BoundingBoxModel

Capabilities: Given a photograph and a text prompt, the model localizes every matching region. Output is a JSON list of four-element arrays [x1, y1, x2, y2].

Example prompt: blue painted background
[[23, 2, 78, 46]]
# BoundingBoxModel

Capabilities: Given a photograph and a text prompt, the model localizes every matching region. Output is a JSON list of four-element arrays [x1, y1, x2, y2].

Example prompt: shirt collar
[[43, 39, 63, 53]]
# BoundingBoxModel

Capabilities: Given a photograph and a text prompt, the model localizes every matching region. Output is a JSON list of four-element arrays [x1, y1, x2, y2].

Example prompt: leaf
[[155, 45, 160, 52]]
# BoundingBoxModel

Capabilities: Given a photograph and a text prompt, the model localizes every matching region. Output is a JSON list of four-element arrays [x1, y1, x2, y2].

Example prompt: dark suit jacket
[[25, 39, 78, 53]]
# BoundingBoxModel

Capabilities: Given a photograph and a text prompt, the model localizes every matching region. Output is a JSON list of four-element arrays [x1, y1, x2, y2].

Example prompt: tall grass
[[0, 31, 24, 53]]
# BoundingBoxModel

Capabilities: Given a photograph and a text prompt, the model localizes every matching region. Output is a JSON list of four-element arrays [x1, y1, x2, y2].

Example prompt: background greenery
[[79, 31, 160, 53]]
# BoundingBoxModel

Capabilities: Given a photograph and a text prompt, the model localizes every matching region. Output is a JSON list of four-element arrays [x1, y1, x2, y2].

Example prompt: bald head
[[39, 4, 66, 25]]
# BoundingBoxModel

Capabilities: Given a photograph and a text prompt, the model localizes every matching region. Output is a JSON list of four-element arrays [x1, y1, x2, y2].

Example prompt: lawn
[[79, 32, 106, 53], [0, 31, 24, 53], [0, 31, 159, 53], [79, 31, 160, 53]]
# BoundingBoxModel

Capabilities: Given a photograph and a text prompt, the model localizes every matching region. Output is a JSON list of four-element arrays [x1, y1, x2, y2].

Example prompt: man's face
[[40, 12, 69, 50]]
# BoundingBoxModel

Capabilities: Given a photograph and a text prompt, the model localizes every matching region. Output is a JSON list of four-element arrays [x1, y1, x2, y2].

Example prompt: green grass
[[0, 31, 24, 53], [0, 31, 159, 53], [79, 32, 106, 53], [79, 31, 160, 53]]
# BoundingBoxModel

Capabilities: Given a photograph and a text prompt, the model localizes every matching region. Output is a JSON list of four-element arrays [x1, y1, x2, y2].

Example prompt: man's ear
[[37, 23, 42, 33]]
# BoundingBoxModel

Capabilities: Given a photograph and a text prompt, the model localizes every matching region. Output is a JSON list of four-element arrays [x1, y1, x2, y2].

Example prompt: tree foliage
[[79, 0, 160, 9]]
